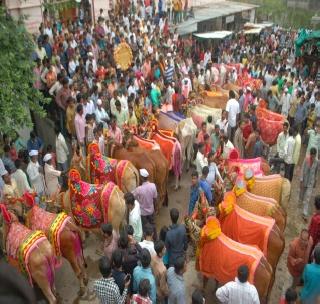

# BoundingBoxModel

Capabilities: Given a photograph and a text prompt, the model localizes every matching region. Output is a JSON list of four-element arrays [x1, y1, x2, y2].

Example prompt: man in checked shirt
[[94, 256, 130, 303]]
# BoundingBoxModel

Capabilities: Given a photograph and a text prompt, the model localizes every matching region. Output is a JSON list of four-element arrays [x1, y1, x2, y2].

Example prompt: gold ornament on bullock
[[201, 216, 222, 240], [244, 168, 255, 191]]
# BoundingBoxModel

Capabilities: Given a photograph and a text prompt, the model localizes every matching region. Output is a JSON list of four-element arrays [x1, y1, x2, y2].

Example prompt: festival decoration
[[114, 43, 133, 70]]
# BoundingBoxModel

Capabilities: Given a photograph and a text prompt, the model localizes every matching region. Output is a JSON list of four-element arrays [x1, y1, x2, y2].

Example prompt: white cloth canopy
[[193, 31, 233, 39]]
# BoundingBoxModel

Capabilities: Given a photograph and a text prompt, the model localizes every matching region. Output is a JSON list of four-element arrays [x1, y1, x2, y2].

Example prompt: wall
[[92, 0, 110, 20], [6, 0, 43, 33]]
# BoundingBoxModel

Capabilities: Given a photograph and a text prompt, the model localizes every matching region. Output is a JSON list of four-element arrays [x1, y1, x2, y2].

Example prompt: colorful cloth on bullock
[[236, 191, 278, 217], [115, 160, 129, 191], [70, 180, 103, 228], [101, 182, 117, 224], [152, 132, 174, 170], [256, 107, 284, 145], [133, 135, 156, 150], [6, 222, 48, 284], [251, 175, 282, 204], [219, 205, 275, 256], [27, 205, 70, 258], [88, 154, 117, 184], [199, 232, 263, 284], [228, 157, 263, 177]]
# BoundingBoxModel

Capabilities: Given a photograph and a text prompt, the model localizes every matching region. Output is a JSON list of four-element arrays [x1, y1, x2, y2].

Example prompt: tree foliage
[[233, 0, 314, 28], [0, 7, 47, 134]]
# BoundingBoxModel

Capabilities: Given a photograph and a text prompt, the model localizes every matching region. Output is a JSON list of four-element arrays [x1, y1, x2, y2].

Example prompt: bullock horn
[[0, 203, 12, 224], [23, 192, 36, 208]]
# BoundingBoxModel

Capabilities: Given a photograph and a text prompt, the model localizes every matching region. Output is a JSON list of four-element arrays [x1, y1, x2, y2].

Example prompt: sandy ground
[[37, 150, 317, 303]]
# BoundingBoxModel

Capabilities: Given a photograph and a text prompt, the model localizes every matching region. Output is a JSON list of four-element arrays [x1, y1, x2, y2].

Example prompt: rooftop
[[175, 1, 259, 35]]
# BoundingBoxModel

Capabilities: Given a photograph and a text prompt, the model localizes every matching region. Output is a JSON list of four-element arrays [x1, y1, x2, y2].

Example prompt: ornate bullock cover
[[256, 106, 285, 145], [115, 160, 129, 191], [6, 222, 47, 285], [69, 169, 103, 228], [87, 143, 117, 184], [27, 205, 70, 260]]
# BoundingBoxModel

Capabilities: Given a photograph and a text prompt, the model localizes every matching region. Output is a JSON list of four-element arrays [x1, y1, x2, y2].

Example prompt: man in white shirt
[[284, 128, 296, 182], [36, 41, 47, 61], [139, 223, 156, 256], [216, 265, 259, 304], [222, 135, 235, 159], [95, 99, 109, 128], [43, 153, 62, 199], [82, 99, 95, 116], [280, 88, 292, 117], [124, 192, 143, 243], [206, 152, 224, 186], [55, 127, 69, 172], [203, 50, 211, 68], [27, 150, 46, 205], [85, 52, 97, 73], [11, 159, 32, 197], [226, 90, 240, 141], [195, 143, 208, 177]]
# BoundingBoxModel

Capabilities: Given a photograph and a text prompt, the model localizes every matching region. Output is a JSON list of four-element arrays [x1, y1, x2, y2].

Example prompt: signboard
[[226, 15, 234, 24]]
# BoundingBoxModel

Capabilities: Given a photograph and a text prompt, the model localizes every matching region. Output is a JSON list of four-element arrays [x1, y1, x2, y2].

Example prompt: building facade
[[4, 0, 110, 33]]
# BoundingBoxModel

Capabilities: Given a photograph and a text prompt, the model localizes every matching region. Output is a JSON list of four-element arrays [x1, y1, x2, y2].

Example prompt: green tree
[[0, 7, 48, 135]]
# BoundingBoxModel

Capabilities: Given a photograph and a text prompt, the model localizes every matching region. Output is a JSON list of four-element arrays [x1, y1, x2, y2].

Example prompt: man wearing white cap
[[43, 153, 63, 199], [95, 99, 109, 129], [280, 87, 292, 117], [86, 52, 97, 73], [132, 168, 157, 235], [27, 150, 45, 199]]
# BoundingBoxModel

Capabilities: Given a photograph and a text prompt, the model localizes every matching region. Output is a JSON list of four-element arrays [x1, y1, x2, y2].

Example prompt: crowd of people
[[1, 0, 320, 303]]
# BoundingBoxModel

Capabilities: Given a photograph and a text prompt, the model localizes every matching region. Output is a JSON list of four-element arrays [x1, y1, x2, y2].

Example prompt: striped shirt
[[167, 267, 186, 304], [164, 65, 175, 82], [216, 278, 260, 304]]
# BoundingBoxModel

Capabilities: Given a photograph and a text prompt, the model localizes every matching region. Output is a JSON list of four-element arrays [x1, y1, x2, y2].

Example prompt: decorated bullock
[[218, 191, 285, 272], [86, 143, 139, 193], [232, 179, 286, 232], [126, 135, 169, 208], [58, 169, 126, 232], [227, 148, 270, 176], [22, 192, 88, 295], [189, 105, 222, 129], [175, 118, 197, 171], [244, 169, 291, 211], [256, 106, 285, 145], [0, 204, 57, 304]]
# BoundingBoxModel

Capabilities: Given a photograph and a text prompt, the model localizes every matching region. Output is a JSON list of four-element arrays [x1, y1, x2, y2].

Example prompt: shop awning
[[243, 22, 273, 29], [243, 28, 262, 35], [193, 31, 233, 39]]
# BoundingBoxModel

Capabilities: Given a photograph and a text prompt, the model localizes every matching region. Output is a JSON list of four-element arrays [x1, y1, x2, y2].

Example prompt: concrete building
[[287, 0, 320, 10], [176, 1, 258, 36], [4, 0, 111, 33]]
